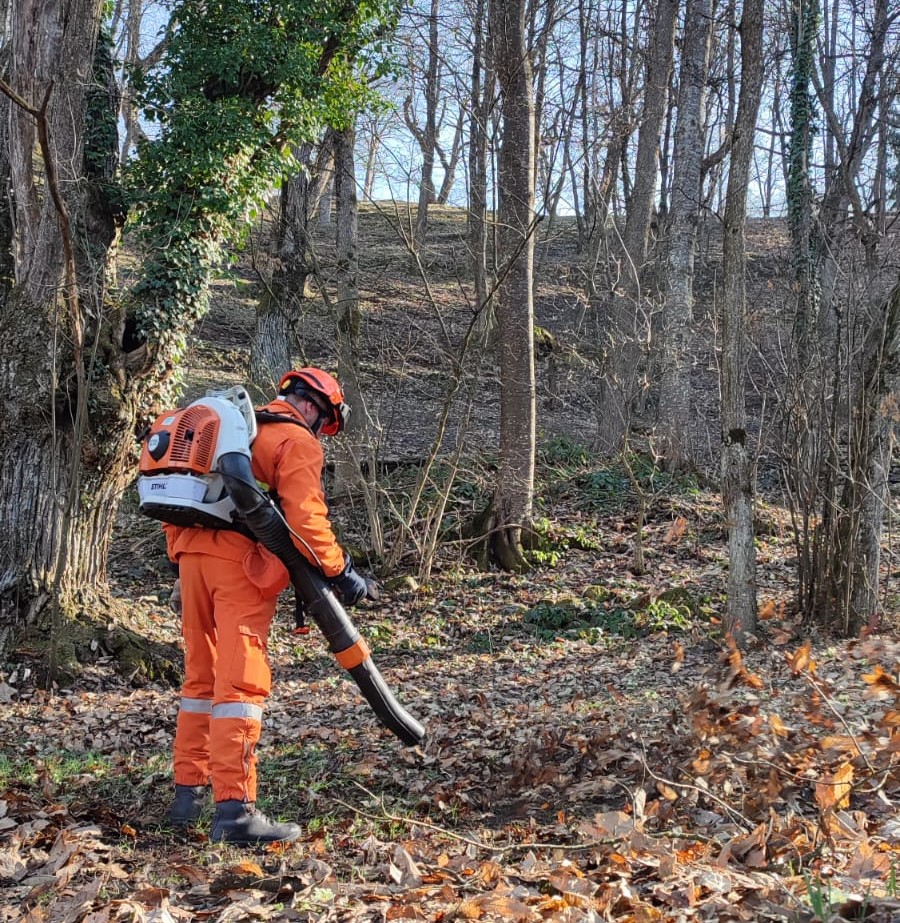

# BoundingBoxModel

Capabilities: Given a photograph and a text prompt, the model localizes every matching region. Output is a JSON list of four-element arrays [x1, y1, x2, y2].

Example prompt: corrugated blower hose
[[218, 453, 425, 747]]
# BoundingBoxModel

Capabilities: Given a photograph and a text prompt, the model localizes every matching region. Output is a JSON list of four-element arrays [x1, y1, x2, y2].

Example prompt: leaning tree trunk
[[249, 148, 312, 398], [486, 0, 536, 571], [719, 0, 764, 644]]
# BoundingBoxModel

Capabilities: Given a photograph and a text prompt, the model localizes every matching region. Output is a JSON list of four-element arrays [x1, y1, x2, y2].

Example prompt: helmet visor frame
[[278, 368, 350, 436], [294, 385, 349, 436]]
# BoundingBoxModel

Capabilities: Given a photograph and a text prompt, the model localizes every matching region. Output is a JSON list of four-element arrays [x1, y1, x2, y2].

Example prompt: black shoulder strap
[[255, 410, 313, 433]]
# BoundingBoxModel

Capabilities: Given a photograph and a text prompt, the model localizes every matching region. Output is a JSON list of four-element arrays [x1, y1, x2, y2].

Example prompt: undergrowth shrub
[[525, 516, 603, 567], [524, 600, 637, 641], [524, 594, 693, 641], [537, 438, 701, 513]]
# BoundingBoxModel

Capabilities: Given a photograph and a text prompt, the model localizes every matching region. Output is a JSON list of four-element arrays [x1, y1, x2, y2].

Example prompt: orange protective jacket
[[164, 398, 346, 581], [167, 399, 346, 802]]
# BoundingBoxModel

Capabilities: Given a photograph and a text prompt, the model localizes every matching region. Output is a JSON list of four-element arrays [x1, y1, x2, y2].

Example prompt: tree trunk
[[657, 0, 712, 470], [249, 153, 310, 398], [827, 283, 900, 635], [573, 0, 592, 246], [529, 0, 556, 197], [594, 0, 679, 454], [360, 113, 385, 201], [413, 0, 440, 246], [333, 123, 361, 488], [820, 0, 839, 201], [622, 0, 679, 285], [332, 120, 383, 556], [436, 107, 464, 206], [719, 0, 764, 644], [783, 0, 895, 631], [0, 0, 138, 668], [250, 296, 294, 399], [815, 0, 889, 340], [1, 0, 380, 672], [780, 0, 823, 617], [656, 77, 675, 219], [250, 129, 344, 397], [317, 154, 334, 227], [701, 0, 737, 214], [468, 0, 492, 314], [487, 0, 536, 570], [310, 129, 338, 225], [117, 0, 151, 163]]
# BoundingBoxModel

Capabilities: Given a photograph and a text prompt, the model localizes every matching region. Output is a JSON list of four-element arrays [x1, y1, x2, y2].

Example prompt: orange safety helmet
[[278, 367, 350, 436]]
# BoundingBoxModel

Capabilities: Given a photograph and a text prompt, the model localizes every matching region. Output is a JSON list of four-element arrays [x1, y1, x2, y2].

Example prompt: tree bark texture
[[250, 152, 310, 398], [489, 0, 536, 569], [787, 0, 821, 364], [658, 0, 712, 470], [719, 0, 764, 643], [0, 0, 134, 656], [249, 302, 294, 399]]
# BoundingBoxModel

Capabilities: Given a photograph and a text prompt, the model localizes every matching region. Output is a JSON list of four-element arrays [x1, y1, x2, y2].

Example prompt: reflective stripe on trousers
[[212, 702, 264, 722], [180, 697, 212, 714]]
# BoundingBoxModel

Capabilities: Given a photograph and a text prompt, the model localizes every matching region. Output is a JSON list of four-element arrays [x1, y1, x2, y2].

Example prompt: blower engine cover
[[138, 388, 257, 530]]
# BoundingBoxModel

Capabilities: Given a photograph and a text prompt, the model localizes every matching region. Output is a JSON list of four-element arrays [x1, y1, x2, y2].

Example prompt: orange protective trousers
[[169, 399, 346, 802], [173, 545, 277, 803]]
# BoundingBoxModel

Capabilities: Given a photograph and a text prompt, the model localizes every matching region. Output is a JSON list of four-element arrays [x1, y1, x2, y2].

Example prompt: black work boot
[[209, 800, 301, 845], [169, 784, 210, 826]]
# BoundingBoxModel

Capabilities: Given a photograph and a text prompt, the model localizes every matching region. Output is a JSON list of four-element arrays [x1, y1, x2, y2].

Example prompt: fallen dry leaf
[[815, 761, 854, 813]]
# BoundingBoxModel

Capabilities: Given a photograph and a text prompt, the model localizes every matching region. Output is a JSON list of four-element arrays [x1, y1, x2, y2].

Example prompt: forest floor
[[1, 207, 899, 922]]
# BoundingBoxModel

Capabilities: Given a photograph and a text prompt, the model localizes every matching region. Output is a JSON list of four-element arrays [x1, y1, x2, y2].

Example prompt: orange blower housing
[[140, 404, 222, 476]]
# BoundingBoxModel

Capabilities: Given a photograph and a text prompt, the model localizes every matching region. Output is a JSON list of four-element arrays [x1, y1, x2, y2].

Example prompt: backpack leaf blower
[[138, 387, 425, 747]]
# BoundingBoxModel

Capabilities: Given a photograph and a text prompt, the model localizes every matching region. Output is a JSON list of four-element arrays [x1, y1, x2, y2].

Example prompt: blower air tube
[[219, 453, 425, 747]]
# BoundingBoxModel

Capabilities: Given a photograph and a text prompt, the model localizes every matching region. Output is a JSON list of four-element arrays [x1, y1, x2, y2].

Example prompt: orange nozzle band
[[335, 638, 371, 670]]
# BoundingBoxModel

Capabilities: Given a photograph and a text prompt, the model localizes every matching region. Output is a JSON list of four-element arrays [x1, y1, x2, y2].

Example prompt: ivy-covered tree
[[787, 0, 821, 360], [781, 0, 822, 619], [0, 0, 398, 674]]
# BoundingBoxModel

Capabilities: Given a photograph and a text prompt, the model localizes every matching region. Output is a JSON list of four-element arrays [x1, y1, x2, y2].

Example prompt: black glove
[[331, 556, 368, 607]]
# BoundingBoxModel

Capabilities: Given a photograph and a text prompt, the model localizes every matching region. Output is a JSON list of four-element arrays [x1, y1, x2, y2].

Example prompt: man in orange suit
[[165, 368, 369, 845]]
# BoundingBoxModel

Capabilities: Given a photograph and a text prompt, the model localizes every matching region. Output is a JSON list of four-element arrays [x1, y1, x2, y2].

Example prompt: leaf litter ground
[[2, 210, 899, 921], [2, 520, 898, 922]]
